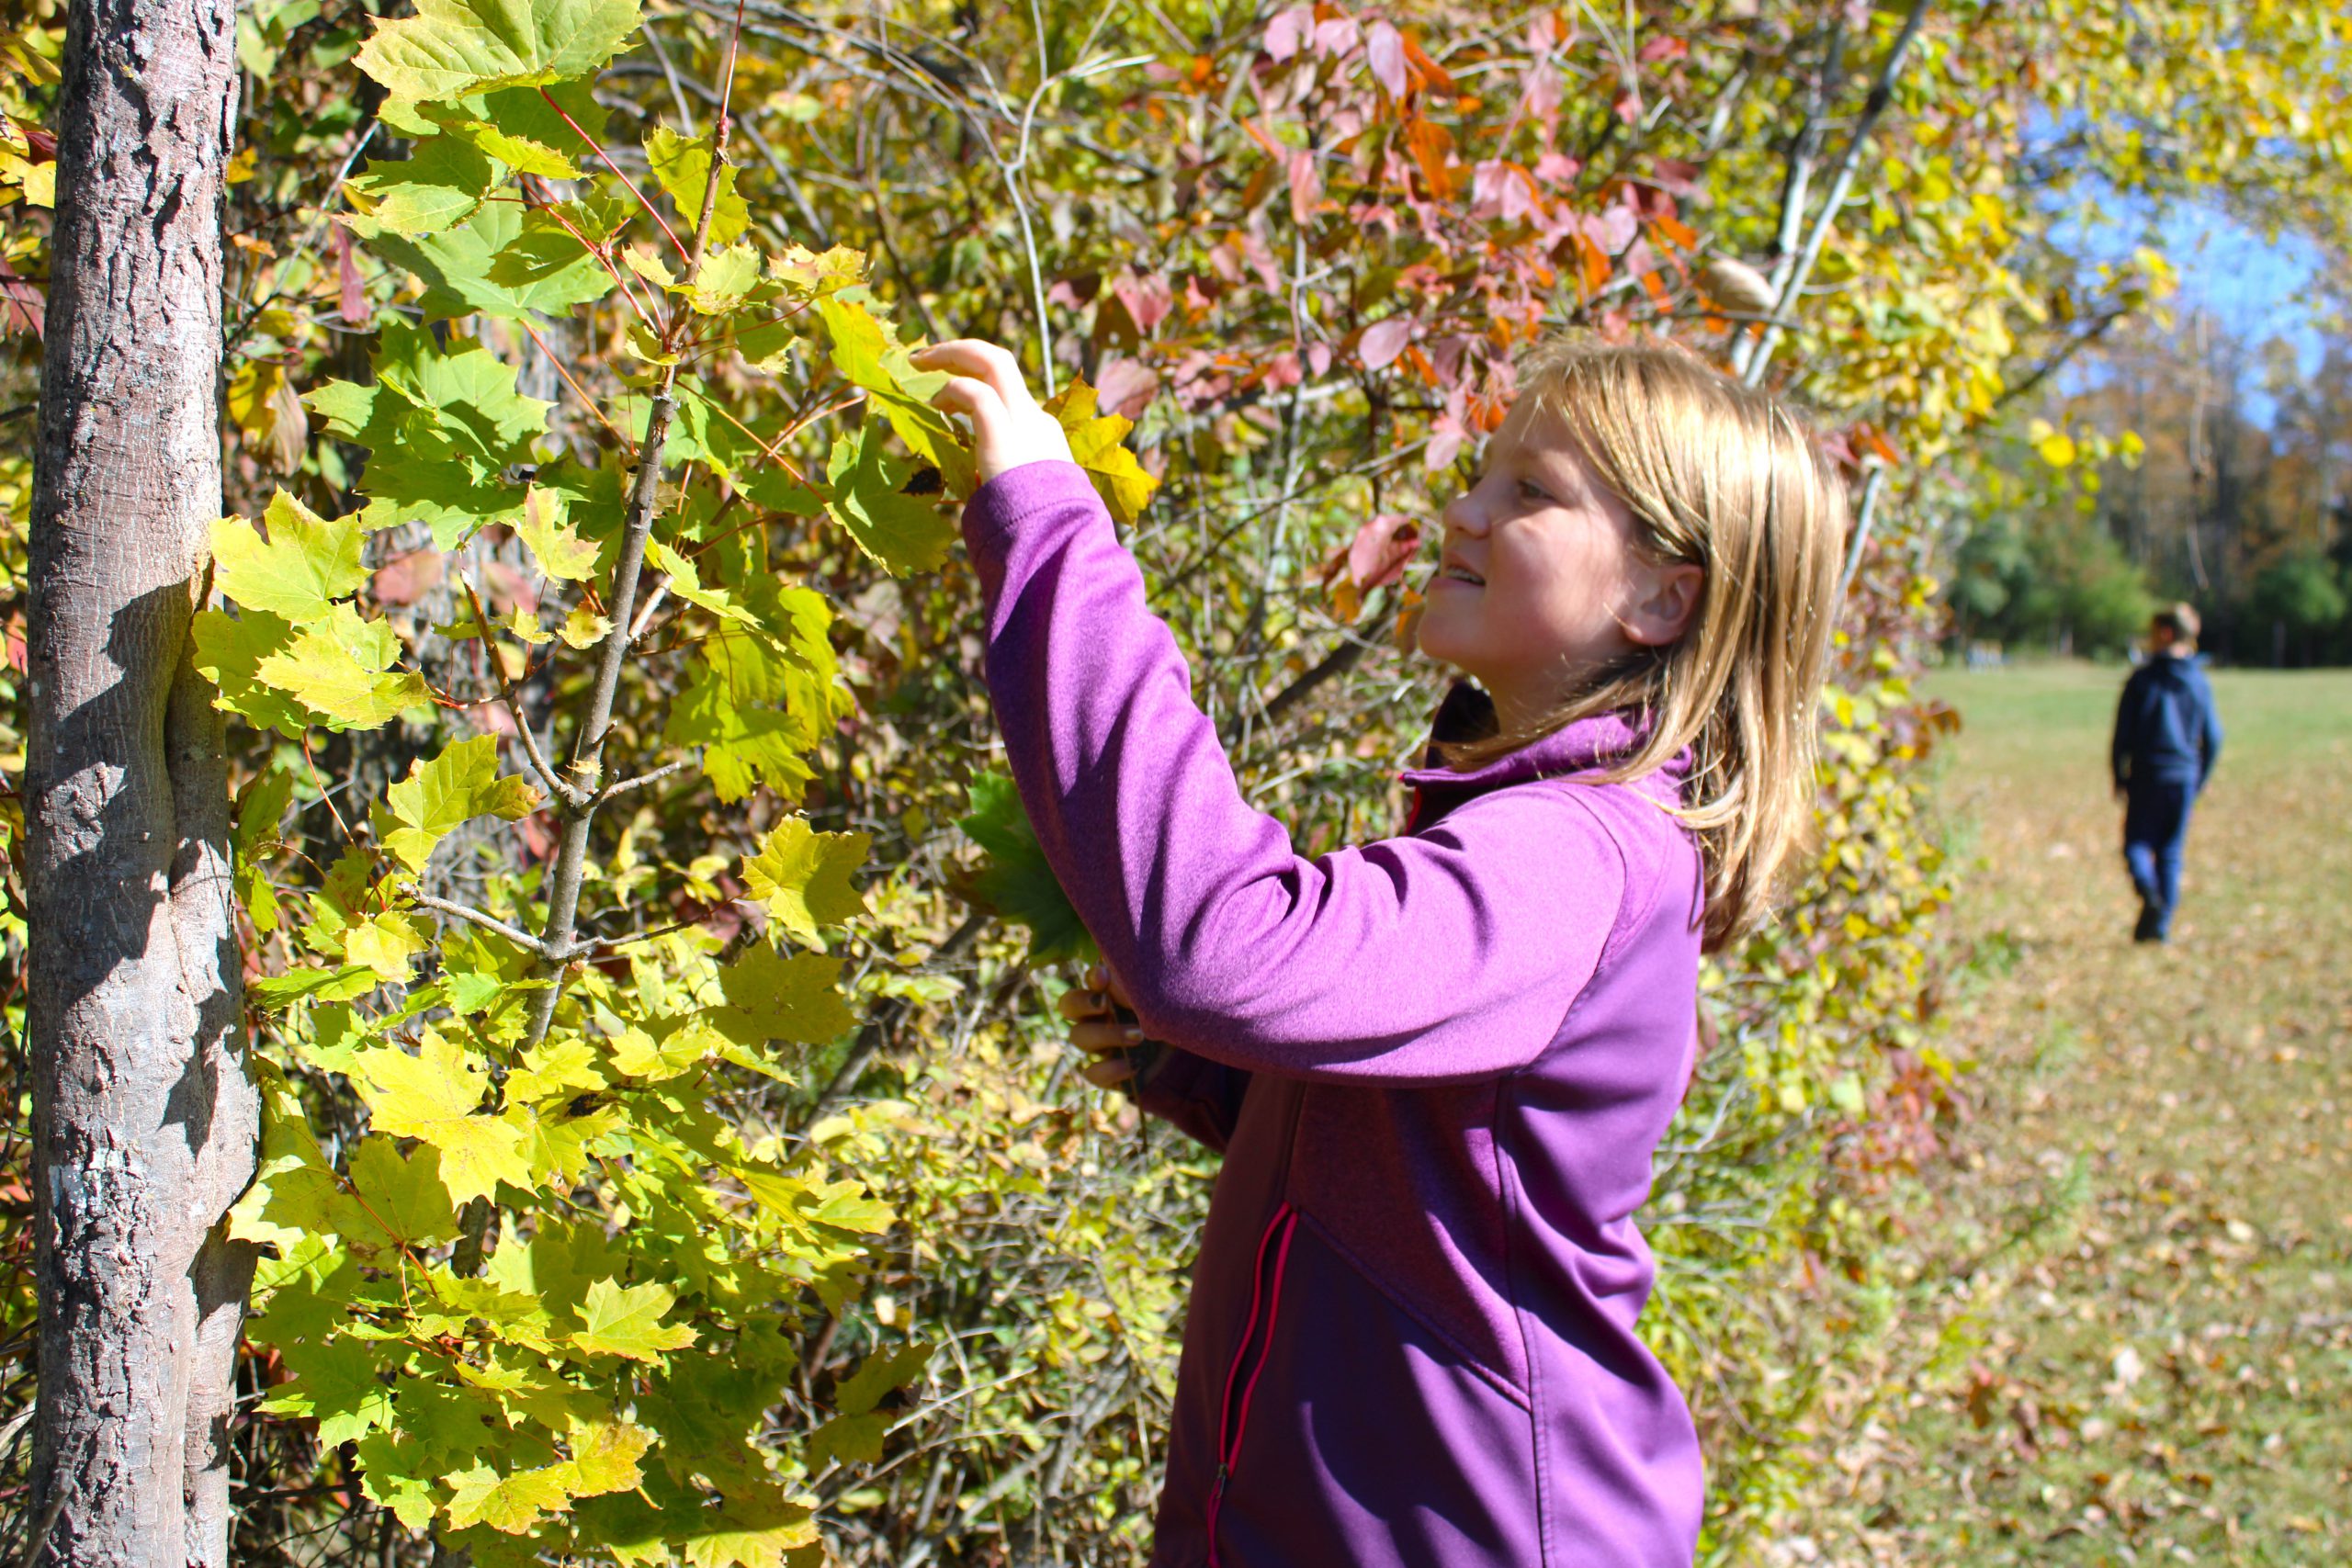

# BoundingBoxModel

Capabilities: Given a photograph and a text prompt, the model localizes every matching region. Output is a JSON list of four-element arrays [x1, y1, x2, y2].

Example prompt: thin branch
[[597, 753, 699, 801], [1838, 464, 1888, 601], [459, 576, 586, 810], [403, 888, 549, 956], [1740, 0, 1933, 388]]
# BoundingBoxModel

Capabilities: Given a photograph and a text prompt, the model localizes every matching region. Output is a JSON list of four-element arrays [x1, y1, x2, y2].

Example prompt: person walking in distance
[[2111, 603, 2223, 943]]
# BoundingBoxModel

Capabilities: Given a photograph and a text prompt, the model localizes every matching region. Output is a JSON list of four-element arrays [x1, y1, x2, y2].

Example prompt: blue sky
[[2054, 197, 2329, 428]]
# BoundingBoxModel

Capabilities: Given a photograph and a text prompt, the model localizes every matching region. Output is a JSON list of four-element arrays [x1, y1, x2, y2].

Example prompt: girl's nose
[[1442, 488, 1487, 537]]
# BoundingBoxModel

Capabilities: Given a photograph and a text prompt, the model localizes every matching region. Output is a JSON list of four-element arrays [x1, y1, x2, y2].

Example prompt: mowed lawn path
[[1796, 665, 2352, 1565]]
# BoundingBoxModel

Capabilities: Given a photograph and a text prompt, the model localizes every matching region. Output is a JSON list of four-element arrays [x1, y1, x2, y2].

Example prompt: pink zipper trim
[[1205, 1202, 1299, 1568]]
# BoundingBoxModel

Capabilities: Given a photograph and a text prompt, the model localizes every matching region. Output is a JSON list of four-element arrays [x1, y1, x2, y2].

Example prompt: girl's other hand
[[1057, 964, 1152, 1089], [910, 339, 1074, 485]]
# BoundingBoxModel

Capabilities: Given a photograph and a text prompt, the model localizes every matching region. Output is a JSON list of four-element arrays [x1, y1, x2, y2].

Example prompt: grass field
[[1786, 664, 2352, 1565]]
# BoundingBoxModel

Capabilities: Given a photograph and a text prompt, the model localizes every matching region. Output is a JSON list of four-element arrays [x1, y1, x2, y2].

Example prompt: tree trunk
[[23, 0, 253, 1562]]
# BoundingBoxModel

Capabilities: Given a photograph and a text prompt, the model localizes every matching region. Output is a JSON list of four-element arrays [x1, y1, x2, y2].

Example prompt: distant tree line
[[1948, 305, 2352, 664]]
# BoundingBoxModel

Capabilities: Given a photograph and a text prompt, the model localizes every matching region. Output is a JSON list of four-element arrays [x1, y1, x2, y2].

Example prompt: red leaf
[[1093, 356, 1159, 420], [333, 225, 368, 327], [1358, 316, 1413, 370], [371, 548, 446, 607], [1264, 6, 1311, 61], [1346, 513, 1422, 590], [1637, 36, 1688, 63], [0, 254, 43, 339], [1365, 21, 1408, 97], [1288, 149, 1322, 224]]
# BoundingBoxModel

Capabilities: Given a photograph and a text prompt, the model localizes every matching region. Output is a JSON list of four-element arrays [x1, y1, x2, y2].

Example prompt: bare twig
[[403, 887, 549, 955], [1739, 0, 1933, 388], [459, 576, 584, 810], [1838, 465, 1888, 601]]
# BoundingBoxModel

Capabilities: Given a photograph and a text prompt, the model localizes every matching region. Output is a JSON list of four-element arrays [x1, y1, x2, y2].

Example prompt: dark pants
[[2122, 775, 2197, 939]]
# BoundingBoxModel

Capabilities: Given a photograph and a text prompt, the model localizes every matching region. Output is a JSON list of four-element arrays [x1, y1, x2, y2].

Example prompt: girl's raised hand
[[1056, 964, 1155, 1089], [910, 339, 1073, 485]]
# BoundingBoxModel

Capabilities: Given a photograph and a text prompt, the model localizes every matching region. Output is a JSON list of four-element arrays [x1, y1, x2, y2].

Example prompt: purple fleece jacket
[[964, 460, 1707, 1568]]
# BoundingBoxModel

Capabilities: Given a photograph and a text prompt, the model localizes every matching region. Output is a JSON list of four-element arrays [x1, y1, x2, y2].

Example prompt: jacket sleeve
[[962, 461, 1628, 1088], [1127, 1046, 1252, 1153], [2110, 673, 2140, 789], [2196, 671, 2223, 788]]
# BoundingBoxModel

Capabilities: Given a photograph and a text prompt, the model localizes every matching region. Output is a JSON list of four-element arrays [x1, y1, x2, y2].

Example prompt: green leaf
[[351, 1033, 534, 1205], [823, 422, 956, 575], [958, 771, 1096, 964], [247, 962, 380, 1009], [346, 1136, 462, 1249], [231, 1058, 364, 1249], [307, 323, 549, 541], [684, 242, 763, 315], [710, 945, 855, 1046], [443, 1458, 575, 1534], [378, 734, 541, 872], [194, 610, 317, 738], [345, 910, 428, 981], [645, 128, 748, 246], [832, 1341, 931, 1416], [558, 1421, 654, 1496], [367, 198, 613, 321], [483, 207, 622, 308], [814, 294, 975, 496], [356, 0, 644, 106], [570, 1278, 697, 1361], [804, 1411, 888, 1470], [741, 818, 868, 946], [426, 79, 608, 178], [261, 1335, 398, 1447], [252, 603, 431, 731], [213, 491, 368, 623], [343, 134, 496, 236]]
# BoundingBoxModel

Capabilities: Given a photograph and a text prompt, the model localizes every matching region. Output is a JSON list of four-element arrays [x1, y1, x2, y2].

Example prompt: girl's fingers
[[1057, 986, 1112, 1023], [1069, 1018, 1147, 1056], [911, 339, 1035, 412], [1082, 963, 1138, 1011], [1080, 1057, 1136, 1089], [927, 373, 1003, 426]]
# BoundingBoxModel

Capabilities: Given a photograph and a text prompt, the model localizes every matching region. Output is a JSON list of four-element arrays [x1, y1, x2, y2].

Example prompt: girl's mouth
[[1437, 565, 1486, 587]]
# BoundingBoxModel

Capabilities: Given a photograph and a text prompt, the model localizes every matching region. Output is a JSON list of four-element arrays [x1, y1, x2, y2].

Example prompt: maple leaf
[[644, 128, 750, 246], [515, 485, 601, 581], [343, 135, 496, 236], [378, 733, 541, 872], [442, 1458, 575, 1534], [823, 422, 956, 575], [356, 0, 644, 107], [958, 771, 1096, 964], [247, 602, 432, 732], [212, 491, 368, 624], [570, 1278, 697, 1361], [710, 945, 855, 1046], [741, 818, 869, 946], [350, 1034, 534, 1205], [1044, 378, 1160, 525], [345, 1136, 461, 1250]]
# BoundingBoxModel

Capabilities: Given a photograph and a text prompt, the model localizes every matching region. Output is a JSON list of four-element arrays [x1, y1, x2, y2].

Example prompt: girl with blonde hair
[[916, 333, 1849, 1568]]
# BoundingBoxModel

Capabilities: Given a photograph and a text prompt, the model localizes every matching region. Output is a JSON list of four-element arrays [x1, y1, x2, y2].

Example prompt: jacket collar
[[1399, 682, 1689, 797]]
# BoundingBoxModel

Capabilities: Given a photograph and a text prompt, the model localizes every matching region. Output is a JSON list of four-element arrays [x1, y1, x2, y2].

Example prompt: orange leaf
[[1406, 117, 1454, 201], [1572, 232, 1610, 296], [1651, 213, 1698, 249], [1402, 30, 1455, 95]]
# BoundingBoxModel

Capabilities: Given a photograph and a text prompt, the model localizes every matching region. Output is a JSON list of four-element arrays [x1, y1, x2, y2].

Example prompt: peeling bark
[[24, 0, 252, 1562]]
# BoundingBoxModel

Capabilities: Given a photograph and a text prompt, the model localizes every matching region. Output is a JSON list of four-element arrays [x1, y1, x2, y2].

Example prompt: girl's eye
[[1517, 479, 1553, 503]]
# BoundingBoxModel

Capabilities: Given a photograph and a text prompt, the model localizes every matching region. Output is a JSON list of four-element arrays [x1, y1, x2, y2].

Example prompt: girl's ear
[[1621, 560, 1704, 649]]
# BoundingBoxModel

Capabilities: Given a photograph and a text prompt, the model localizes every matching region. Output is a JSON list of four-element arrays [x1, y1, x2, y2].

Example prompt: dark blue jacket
[[2111, 654, 2222, 790]]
